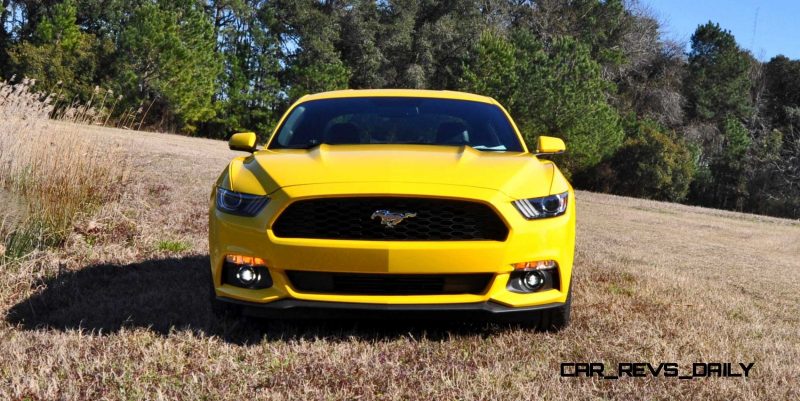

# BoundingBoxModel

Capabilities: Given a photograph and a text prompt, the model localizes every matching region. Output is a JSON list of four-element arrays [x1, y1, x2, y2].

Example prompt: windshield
[[269, 97, 525, 152]]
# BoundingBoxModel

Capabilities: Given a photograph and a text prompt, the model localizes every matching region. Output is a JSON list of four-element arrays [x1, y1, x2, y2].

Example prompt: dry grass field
[[1, 120, 799, 400]]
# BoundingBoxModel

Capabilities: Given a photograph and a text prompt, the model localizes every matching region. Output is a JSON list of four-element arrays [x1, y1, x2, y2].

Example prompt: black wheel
[[208, 280, 242, 319], [517, 288, 572, 331]]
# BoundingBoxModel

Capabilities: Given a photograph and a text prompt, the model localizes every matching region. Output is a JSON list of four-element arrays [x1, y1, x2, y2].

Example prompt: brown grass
[[0, 115, 798, 399], [0, 79, 129, 258]]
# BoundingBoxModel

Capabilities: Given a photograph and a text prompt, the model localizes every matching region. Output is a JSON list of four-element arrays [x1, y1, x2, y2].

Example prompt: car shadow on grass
[[6, 255, 515, 345]]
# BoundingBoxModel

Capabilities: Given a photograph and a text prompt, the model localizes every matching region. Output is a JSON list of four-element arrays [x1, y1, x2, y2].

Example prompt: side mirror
[[229, 132, 258, 152], [535, 136, 565, 155]]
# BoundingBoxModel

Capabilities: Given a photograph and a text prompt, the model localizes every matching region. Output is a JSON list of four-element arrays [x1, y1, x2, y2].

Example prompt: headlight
[[215, 187, 269, 216], [513, 192, 568, 219]]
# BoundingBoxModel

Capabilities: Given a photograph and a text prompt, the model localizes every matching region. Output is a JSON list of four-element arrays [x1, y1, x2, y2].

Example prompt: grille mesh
[[286, 271, 493, 295], [272, 197, 508, 241]]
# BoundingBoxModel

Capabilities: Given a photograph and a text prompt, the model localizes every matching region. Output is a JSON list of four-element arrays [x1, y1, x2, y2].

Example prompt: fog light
[[222, 254, 273, 289], [236, 265, 259, 286], [522, 270, 545, 291]]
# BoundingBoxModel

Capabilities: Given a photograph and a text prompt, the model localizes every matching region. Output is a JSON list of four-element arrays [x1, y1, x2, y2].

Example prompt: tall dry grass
[[0, 78, 129, 259]]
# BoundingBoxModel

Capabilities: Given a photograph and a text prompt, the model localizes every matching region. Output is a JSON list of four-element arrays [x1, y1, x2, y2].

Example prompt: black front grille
[[286, 271, 493, 295], [272, 197, 508, 241]]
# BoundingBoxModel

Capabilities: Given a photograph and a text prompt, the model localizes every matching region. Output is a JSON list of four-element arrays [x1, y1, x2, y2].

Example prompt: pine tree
[[210, 1, 283, 139], [685, 22, 753, 123], [684, 22, 756, 209], [117, 0, 222, 132], [6, 0, 102, 105], [463, 31, 624, 176]]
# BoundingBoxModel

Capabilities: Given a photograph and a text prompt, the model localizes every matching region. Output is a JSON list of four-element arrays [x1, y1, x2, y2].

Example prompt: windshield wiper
[[472, 145, 508, 151]]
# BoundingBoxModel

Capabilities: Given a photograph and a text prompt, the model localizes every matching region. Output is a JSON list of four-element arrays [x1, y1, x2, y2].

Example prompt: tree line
[[1, 0, 798, 218]]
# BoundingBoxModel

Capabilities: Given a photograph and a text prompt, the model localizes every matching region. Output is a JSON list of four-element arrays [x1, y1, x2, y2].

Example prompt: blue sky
[[644, 0, 800, 60]]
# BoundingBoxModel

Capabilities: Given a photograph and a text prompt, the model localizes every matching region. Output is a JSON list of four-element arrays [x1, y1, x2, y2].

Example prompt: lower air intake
[[286, 271, 493, 295]]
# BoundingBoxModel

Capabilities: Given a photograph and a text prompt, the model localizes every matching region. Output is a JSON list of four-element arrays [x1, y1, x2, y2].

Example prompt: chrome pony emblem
[[371, 210, 417, 228]]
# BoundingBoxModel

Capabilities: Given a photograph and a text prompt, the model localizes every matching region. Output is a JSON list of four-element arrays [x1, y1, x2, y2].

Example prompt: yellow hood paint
[[224, 144, 557, 200]]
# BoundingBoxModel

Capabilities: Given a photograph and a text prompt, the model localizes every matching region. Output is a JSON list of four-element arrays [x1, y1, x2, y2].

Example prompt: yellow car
[[208, 89, 575, 330]]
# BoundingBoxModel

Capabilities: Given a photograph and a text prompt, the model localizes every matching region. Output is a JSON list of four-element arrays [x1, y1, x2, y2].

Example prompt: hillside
[[1, 123, 799, 400]]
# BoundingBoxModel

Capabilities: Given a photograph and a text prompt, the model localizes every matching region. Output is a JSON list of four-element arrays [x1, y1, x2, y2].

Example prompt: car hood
[[226, 144, 556, 199]]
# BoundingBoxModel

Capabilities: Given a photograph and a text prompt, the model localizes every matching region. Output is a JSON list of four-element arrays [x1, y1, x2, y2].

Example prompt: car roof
[[297, 89, 500, 105]]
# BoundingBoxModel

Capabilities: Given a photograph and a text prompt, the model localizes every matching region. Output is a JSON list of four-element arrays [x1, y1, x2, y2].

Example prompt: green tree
[[463, 31, 623, 176], [462, 31, 518, 110], [764, 55, 800, 126], [338, 0, 385, 88], [392, 0, 485, 89], [685, 22, 753, 123], [609, 119, 696, 201], [0, 1, 9, 50], [117, 0, 222, 132], [513, 33, 624, 175], [684, 22, 757, 210], [271, 0, 349, 101], [6, 0, 107, 106], [33, 0, 79, 49], [208, 0, 283, 138], [755, 56, 800, 217], [705, 117, 752, 210], [518, 0, 629, 68]]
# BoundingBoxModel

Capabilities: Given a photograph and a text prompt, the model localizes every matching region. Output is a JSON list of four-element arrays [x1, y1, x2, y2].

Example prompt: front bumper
[[217, 296, 567, 321], [209, 182, 576, 310]]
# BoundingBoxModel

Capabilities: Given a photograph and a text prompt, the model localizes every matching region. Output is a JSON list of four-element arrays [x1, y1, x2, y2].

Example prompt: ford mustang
[[208, 89, 575, 330]]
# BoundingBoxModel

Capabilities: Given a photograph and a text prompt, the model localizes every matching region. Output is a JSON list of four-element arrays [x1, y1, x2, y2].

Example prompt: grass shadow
[[6, 255, 513, 345]]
